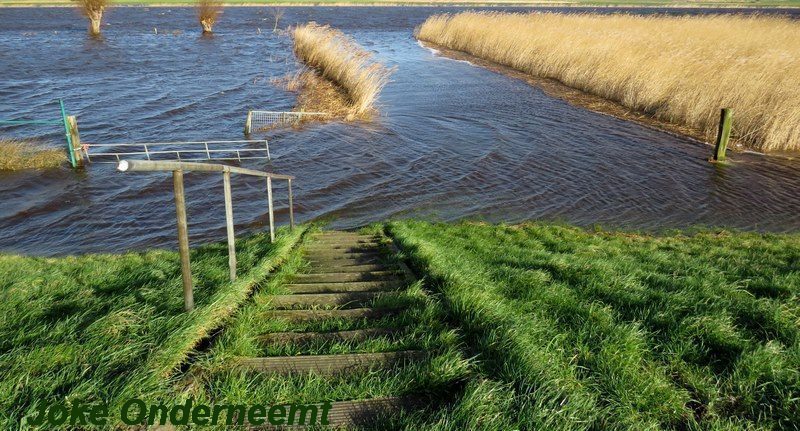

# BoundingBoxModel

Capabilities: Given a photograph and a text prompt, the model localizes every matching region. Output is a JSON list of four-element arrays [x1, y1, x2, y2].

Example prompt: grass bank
[[0, 226, 304, 428], [291, 23, 392, 120], [0, 139, 64, 171], [416, 12, 800, 153], [388, 220, 800, 429]]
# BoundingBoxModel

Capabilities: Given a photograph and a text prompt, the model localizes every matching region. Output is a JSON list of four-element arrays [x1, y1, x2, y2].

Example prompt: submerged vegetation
[[196, 0, 221, 34], [73, 0, 108, 36], [292, 23, 393, 120], [0, 138, 64, 171], [416, 12, 800, 153], [0, 227, 304, 429], [388, 220, 800, 429]]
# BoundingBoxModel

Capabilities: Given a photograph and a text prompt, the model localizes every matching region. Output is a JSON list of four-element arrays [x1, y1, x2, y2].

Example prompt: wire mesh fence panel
[[246, 111, 329, 132]]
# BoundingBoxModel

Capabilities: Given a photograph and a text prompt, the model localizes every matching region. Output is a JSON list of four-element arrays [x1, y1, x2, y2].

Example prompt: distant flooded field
[[1, 6, 800, 255]]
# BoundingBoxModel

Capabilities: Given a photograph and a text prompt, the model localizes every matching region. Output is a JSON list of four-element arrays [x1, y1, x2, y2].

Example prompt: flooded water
[[1, 6, 800, 255]]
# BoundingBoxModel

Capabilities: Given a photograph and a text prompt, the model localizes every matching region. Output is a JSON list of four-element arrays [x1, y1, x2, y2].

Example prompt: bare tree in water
[[197, 0, 222, 34], [269, 7, 285, 33], [74, 0, 108, 36]]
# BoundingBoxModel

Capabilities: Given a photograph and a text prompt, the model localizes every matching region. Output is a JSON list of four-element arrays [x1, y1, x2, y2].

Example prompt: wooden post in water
[[66, 116, 84, 167], [223, 170, 237, 281], [288, 178, 294, 230], [713, 108, 733, 162], [266, 176, 275, 243], [173, 169, 194, 311], [244, 111, 253, 136]]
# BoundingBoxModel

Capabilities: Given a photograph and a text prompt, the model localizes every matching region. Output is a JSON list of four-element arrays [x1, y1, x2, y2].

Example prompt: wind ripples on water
[[1, 7, 799, 255]]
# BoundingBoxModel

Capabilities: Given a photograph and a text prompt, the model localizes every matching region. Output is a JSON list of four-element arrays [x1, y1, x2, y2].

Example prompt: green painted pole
[[713, 108, 733, 162], [59, 99, 77, 168]]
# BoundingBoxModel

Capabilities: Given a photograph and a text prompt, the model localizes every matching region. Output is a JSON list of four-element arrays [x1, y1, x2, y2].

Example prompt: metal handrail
[[117, 159, 295, 311], [89, 139, 268, 148], [86, 139, 271, 163], [118, 160, 294, 180]]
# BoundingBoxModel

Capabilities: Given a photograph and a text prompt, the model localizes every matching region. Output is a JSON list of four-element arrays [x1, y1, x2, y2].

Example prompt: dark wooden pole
[[173, 169, 194, 311], [288, 178, 295, 230], [713, 108, 733, 162], [266, 177, 275, 243], [223, 170, 236, 281]]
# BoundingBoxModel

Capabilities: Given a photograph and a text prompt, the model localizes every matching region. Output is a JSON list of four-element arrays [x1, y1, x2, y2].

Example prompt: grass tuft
[[0, 138, 64, 171], [416, 12, 800, 153]]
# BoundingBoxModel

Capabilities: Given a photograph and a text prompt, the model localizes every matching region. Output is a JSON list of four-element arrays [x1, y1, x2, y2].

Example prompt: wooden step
[[306, 249, 383, 258], [265, 308, 401, 322], [242, 396, 419, 428], [318, 397, 417, 428], [309, 256, 384, 266], [269, 292, 395, 309], [285, 280, 405, 294], [305, 246, 383, 254], [310, 239, 382, 246], [314, 235, 377, 241], [293, 271, 400, 283], [258, 328, 398, 344], [234, 351, 425, 374], [307, 264, 394, 273]]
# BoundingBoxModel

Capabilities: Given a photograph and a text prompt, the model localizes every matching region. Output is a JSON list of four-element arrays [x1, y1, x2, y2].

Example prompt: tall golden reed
[[292, 23, 392, 118], [416, 12, 800, 153]]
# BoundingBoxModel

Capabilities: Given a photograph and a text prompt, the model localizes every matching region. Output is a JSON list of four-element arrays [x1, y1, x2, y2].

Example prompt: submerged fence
[[243, 110, 329, 134], [117, 159, 295, 311]]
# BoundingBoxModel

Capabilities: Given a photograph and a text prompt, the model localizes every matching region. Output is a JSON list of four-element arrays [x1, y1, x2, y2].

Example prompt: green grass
[[0, 226, 305, 429], [3, 220, 798, 429], [387, 220, 800, 430]]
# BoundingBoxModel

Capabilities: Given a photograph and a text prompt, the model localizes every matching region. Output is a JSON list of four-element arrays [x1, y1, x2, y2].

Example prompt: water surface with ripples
[[1, 6, 799, 255]]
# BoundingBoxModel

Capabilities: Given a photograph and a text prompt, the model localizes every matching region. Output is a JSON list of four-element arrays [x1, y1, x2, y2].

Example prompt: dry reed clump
[[0, 139, 65, 171], [416, 12, 800, 153], [276, 71, 352, 120], [292, 23, 393, 120], [197, 0, 222, 34]]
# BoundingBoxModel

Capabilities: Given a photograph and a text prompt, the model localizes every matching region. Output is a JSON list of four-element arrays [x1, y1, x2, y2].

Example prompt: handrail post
[[66, 116, 84, 167], [266, 176, 275, 243], [288, 178, 294, 230], [244, 110, 253, 135], [223, 170, 237, 281], [173, 169, 194, 311]]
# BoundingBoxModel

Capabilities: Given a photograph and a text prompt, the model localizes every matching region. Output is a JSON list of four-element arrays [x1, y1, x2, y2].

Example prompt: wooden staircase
[[232, 230, 428, 428]]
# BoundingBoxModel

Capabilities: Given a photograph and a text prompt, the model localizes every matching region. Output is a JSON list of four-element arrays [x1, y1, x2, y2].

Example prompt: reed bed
[[0, 138, 64, 171], [292, 23, 392, 120], [416, 12, 800, 153]]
